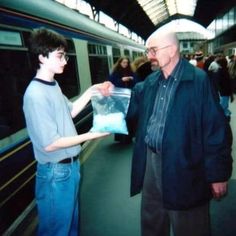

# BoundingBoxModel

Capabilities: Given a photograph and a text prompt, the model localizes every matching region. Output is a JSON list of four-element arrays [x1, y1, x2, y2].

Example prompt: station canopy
[[85, 0, 236, 40]]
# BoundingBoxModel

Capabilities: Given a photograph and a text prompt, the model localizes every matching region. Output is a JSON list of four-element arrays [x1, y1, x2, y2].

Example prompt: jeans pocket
[[53, 165, 72, 182], [36, 170, 48, 180], [36, 168, 49, 200]]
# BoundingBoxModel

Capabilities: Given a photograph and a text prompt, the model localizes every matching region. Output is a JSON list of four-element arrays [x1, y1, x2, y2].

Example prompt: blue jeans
[[35, 161, 80, 236], [220, 96, 231, 117]]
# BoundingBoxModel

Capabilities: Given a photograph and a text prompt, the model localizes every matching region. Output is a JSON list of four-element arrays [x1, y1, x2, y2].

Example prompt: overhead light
[[137, 0, 198, 25]]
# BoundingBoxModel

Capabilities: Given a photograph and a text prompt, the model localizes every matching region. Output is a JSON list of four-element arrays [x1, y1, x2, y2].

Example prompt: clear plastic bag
[[90, 87, 131, 134]]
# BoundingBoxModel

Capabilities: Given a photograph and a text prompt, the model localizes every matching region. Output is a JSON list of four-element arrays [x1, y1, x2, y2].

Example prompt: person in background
[[228, 54, 236, 94], [109, 56, 136, 88], [131, 56, 153, 82], [213, 56, 232, 121], [23, 28, 112, 236], [109, 56, 136, 144], [195, 51, 204, 69], [189, 54, 197, 66], [208, 54, 221, 73], [203, 54, 215, 75], [127, 30, 232, 236]]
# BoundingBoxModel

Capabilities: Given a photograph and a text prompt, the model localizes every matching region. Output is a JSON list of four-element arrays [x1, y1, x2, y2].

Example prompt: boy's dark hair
[[29, 28, 68, 70]]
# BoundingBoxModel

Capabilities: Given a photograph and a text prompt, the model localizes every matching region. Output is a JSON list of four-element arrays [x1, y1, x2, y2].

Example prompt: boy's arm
[[71, 81, 113, 118], [70, 87, 92, 118], [44, 132, 109, 152]]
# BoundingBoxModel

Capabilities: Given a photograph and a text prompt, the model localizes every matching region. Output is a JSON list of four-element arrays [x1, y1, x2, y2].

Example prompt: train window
[[87, 43, 109, 83], [88, 43, 107, 56], [131, 51, 144, 61], [103, 46, 107, 55], [0, 30, 22, 46], [88, 44, 96, 54], [112, 47, 121, 56], [132, 51, 138, 60], [124, 49, 130, 57], [0, 49, 33, 140], [98, 46, 102, 54], [89, 56, 110, 84], [112, 47, 121, 64], [67, 39, 76, 53], [183, 42, 188, 48], [55, 54, 79, 98]]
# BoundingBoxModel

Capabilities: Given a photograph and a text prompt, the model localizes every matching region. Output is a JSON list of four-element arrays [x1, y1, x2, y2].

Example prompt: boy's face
[[41, 48, 68, 74]]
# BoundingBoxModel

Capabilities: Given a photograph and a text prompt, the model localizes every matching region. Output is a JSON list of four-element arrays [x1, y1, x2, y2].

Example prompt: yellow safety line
[[0, 136, 101, 208], [0, 174, 35, 208], [0, 139, 99, 207], [0, 160, 36, 192], [79, 139, 101, 164], [0, 140, 31, 162]]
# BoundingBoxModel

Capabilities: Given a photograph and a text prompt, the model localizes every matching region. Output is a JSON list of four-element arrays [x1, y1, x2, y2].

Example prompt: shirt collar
[[33, 78, 56, 86], [158, 58, 183, 82]]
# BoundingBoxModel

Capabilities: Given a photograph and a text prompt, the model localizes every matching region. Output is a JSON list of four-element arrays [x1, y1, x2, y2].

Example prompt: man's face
[[146, 37, 171, 70]]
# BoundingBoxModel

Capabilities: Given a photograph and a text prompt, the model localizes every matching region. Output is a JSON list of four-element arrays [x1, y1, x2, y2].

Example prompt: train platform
[[81, 97, 236, 236], [8, 98, 236, 236]]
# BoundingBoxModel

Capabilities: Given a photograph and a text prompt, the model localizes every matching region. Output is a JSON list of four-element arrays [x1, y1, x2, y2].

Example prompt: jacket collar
[[179, 58, 195, 81], [147, 58, 195, 88]]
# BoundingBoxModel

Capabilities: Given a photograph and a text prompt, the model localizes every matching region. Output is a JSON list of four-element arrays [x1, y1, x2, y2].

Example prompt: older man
[[127, 30, 232, 236]]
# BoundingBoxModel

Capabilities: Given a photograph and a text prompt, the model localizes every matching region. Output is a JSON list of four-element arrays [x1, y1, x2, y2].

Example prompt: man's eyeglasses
[[145, 45, 171, 56]]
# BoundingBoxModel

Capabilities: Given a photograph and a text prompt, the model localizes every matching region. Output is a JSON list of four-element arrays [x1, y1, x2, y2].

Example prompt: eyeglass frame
[[145, 45, 171, 56], [59, 54, 69, 62], [56, 52, 69, 62]]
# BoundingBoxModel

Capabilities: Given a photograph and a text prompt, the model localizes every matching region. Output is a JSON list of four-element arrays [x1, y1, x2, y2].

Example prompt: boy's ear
[[38, 54, 45, 64]]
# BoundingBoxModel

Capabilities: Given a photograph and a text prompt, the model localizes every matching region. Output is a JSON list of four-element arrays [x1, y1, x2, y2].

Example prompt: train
[[0, 0, 145, 233]]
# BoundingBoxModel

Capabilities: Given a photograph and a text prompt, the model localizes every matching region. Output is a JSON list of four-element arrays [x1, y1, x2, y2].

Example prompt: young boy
[[23, 28, 111, 235]]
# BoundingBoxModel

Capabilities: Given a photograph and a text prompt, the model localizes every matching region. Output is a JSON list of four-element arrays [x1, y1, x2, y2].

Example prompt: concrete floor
[[14, 96, 236, 236], [80, 98, 236, 236]]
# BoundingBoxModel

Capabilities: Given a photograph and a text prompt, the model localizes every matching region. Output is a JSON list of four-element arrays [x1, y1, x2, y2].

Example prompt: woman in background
[[109, 56, 136, 88], [109, 56, 136, 144], [131, 56, 153, 82]]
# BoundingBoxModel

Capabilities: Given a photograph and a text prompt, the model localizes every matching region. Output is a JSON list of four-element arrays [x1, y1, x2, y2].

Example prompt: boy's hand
[[122, 76, 133, 82]]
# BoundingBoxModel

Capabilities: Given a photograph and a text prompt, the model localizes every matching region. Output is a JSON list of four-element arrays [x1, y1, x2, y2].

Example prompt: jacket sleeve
[[202, 73, 232, 182], [126, 82, 144, 120]]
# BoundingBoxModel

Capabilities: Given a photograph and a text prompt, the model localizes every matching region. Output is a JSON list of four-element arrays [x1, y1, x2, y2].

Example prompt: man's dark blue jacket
[[127, 59, 232, 210]]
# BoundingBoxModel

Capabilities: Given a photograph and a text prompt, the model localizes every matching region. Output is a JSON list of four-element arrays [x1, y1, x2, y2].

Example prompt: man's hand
[[93, 81, 114, 96], [210, 181, 228, 200]]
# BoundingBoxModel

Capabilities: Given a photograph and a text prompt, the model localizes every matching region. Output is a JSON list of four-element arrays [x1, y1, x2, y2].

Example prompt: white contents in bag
[[91, 112, 127, 134], [90, 87, 131, 134]]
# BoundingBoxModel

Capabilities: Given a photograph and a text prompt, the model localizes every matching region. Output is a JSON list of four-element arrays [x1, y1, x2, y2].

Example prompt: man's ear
[[169, 45, 177, 58]]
